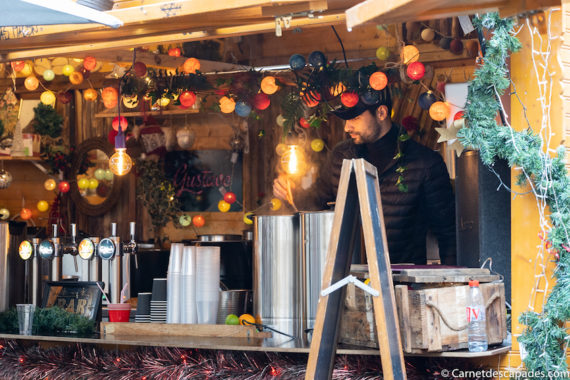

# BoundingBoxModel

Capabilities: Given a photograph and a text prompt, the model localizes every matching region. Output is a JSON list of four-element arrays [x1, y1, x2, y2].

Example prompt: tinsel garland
[[0, 339, 490, 380], [459, 13, 570, 376]]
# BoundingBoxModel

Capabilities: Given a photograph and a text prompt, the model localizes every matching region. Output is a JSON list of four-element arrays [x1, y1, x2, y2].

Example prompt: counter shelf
[[0, 333, 511, 358]]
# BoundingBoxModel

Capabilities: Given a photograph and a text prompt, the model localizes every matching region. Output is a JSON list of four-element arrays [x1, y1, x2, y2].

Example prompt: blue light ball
[[235, 101, 252, 117], [418, 91, 437, 110], [308, 51, 327, 67], [361, 90, 379, 105], [289, 54, 306, 71]]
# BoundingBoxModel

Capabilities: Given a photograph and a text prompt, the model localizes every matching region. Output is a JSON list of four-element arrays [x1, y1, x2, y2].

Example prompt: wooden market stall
[[0, 0, 568, 378]]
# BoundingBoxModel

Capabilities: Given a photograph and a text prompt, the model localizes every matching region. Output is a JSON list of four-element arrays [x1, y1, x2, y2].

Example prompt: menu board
[[164, 150, 243, 212], [42, 281, 103, 321]]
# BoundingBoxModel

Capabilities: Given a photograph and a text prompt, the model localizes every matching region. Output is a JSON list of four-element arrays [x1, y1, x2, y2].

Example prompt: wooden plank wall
[[562, 0, 570, 170]]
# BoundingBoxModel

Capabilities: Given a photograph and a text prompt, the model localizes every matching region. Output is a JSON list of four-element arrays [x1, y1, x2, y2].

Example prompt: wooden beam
[[261, 0, 328, 16], [0, 13, 345, 62]]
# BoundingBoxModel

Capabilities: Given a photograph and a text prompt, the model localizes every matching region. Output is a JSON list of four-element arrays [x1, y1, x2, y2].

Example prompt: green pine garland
[[0, 307, 95, 336], [460, 13, 570, 377]]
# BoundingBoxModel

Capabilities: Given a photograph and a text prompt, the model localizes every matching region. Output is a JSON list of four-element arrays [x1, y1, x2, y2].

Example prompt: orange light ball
[[260, 76, 280, 95], [219, 96, 236, 113], [429, 101, 450, 121], [11, 61, 25, 72], [270, 198, 282, 211], [20, 208, 33, 220], [84, 88, 98, 101], [168, 48, 181, 57], [102, 87, 118, 109], [24, 75, 39, 91], [400, 45, 420, 65], [183, 58, 200, 74], [192, 215, 205, 228], [369, 71, 388, 90], [44, 178, 57, 191], [69, 71, 84, 85], [83, 56, 97, 71]]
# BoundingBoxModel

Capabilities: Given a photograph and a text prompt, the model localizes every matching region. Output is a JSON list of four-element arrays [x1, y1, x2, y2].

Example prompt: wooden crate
[[339, 267, 507, 353]]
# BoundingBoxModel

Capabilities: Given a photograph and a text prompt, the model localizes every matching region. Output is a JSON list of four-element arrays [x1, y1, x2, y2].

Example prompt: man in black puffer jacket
[[273, 91, 456, 265]]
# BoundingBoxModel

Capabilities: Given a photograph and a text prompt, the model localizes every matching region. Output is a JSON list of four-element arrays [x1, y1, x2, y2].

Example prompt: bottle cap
[[469, 280, 479, 287]]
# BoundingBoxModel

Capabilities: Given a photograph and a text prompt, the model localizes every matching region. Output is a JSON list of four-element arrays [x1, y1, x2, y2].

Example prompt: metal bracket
[[321, 274, 379, 297]]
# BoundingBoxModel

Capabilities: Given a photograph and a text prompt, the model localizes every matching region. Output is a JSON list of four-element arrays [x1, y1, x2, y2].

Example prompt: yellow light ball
[[37, 200, 49, 212], [243, 212, 254, 225], [400, 45, 420, 65], [20, 62, 33, 77], [270, 198, 282, 211], [275, 143, 287, 156], [88, 178, 99, 190], [218, 200, 231, 213], [84, 88, 98, 101], [376, 46, 390, 61], [109, 149, 133, 176], [44, 178, 56, 191], [24, 75, 39, 91], [159, 97, 171, 107], [69, 71, 84, 85], [78, 178, 89, 189], [429, 101, 450, 121], [40, 90, 56, 106], [311, 138, 325, 152], [62, 64, 75, 76]]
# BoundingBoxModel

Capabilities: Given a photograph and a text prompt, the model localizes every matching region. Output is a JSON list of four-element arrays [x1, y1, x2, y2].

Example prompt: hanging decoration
[[176, 127, 195, 149], [406, 62, 425, 81], [101, 87, 118, 109], [369, 71, 388, 90], [435, 120, 464, 156], [20, 208, 32, 220], [133, 62, 147, 77], [260, 76, 280, 94], [69, 71, 84, 85], [400, 45, 420, 64], [217, 200, 231, 212], [428, 101, 449, 121], [418, 91, 437, 110], [0, 169, 13, 189], [192, 214, 205, 227], [42, 70, 55, 81], [289, 54, 306, 70], [58, 181, 70, 193], [0, 208, 9, 220], [43, 178, 56, 191], [40, 91, 56, 106], [182, 58, 200, 74], [219, 96, 236, 113], [375, 46, 390, 61], [83, 56, 97, 71], [36, 200, 49, 212], [24, 76, 39, 91], [83, 88, 98, 101]]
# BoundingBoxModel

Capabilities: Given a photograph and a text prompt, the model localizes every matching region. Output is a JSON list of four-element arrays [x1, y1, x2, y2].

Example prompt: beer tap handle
[[130, 221, 138, 269]]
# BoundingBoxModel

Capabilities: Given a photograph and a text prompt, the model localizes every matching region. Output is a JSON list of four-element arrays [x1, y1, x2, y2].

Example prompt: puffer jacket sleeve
[[296, 142, 350, 210], [422, 156, 457, 265]]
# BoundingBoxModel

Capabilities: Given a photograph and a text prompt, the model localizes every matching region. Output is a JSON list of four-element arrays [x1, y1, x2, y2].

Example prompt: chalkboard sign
[[42, 281, 103, 321], [164, 150, 243, 212]]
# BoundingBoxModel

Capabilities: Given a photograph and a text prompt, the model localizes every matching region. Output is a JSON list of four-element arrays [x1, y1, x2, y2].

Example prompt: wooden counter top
[[0, 333, 511, 357]]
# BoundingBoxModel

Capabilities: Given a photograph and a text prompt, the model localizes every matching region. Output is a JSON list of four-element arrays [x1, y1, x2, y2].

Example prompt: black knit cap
[[332, 87, 392, 120]]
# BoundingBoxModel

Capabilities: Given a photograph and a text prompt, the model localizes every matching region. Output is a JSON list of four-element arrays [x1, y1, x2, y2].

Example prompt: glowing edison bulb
[[281, 145, 305, 176], [109, 148, 133, 176]]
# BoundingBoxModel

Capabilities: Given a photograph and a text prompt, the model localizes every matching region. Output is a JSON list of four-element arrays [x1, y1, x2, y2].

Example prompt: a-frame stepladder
[[305, 158, 406, 380]]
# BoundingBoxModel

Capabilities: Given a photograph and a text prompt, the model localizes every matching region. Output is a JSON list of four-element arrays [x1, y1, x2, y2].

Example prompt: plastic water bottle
[[467, 280, 488, 352]]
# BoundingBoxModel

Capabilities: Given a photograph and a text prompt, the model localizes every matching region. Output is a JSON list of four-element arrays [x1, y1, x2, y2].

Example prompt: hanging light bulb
[[281, 145, 306, 176], [109, 148, 132, 176], [109, 84, 133, 176]]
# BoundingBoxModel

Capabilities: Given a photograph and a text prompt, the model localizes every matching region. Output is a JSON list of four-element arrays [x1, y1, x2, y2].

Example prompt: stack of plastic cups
[[181, 245, 197, 324], [166, 243, 183, 323], [195, 246, 220, 324]]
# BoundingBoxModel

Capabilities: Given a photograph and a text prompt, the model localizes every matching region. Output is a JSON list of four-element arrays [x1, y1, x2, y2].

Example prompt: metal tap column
[[109, 223, 122, 304], [51, 224, 62, 281], [31, 238, 41, 306], [90, 237, 102, 282]]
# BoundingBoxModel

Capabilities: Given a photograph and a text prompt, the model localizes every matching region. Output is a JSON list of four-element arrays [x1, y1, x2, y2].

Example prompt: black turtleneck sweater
[[298, 125, 456, 265]]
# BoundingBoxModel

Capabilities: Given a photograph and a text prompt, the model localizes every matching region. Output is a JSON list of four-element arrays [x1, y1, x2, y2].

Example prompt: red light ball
[[341, 92, 359, 108], [406, 62, 425, 81], [253, 93, 270, 110], [133, 62, 147, 77], [168, 48, 181, 57], [224, 191, 237, 204], [299, 117, 310, 128], [179, 91, 197, 107], [454, 111, 465, 120], [11, 61, 25, 72], [58, 181, 70, 193], [83, 56, 97, 71], [112, 116, 128, 132]]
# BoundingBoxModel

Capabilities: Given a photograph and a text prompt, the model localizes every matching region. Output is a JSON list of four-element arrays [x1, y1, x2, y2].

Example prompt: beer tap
[[31, 238, 41, 305], [18, 239, 33, 304], [38, 224, 62, 281], [122, 221, 138, 269], [63, 223, 79, 272], [99, 223, 122, 304], [120, 221, 137, 301]]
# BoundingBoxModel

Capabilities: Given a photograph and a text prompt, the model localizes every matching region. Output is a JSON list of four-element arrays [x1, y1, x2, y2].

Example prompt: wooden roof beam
[[0, 12, 345, 63]]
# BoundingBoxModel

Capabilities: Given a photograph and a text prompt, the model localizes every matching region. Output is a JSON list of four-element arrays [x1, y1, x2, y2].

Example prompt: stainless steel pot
[[253, 214, 302, 337], [300, 211, 334, 331]]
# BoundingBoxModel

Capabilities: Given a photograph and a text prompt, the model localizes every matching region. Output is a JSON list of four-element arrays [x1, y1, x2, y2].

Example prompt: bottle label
[[466, 306, 485, 322]]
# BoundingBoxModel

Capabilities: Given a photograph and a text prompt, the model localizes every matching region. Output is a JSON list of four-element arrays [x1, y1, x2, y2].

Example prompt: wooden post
[[305, 158, 406, 380]]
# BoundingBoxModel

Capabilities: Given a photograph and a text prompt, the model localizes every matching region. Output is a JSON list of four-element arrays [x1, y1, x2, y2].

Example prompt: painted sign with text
[[164, 150, 243, 212]]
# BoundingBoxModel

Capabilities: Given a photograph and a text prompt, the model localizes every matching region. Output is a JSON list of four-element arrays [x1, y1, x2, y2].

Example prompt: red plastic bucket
[[108, 303, 131, 322]]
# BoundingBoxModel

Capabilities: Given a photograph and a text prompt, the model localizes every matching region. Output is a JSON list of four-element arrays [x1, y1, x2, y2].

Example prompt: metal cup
[[16, 304, 35, 335]]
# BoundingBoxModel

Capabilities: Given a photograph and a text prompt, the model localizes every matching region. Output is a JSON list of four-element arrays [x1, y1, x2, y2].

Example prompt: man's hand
[[272, 174, 293, 203]]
